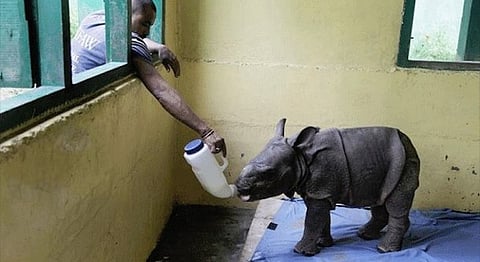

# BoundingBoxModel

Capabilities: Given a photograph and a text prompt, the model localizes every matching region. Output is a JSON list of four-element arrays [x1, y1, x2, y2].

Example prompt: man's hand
[[158, 45, 181, 78], [202, 130, 227, 157], [144, 38, 181, 78]]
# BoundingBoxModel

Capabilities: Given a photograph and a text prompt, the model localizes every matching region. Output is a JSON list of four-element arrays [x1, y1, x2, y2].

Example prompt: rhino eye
[[255, 181, 267, 187], [249, 163, 274, 173]]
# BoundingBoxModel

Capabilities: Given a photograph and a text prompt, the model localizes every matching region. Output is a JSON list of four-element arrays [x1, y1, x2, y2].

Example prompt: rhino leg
[[378, 203, 411, 253], [318, 217, 334, 247], [294, 199, 332, 256], [378, 134, 420, 253], [358, 205, 388, 240]]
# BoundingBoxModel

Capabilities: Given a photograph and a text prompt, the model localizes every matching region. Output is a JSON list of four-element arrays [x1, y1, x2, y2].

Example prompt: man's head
[[131, 0, 157, 38]]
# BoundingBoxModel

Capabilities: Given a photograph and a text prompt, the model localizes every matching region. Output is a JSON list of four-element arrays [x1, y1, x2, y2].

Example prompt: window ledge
[[72, 62, 128, 84], [0, 86, 63, 114], [0, 88, 33, 102]]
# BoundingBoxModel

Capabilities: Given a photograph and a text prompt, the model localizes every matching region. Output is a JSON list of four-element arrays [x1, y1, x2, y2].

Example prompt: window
[[0, 0, 164, 140], [398, 0, 480, 70]]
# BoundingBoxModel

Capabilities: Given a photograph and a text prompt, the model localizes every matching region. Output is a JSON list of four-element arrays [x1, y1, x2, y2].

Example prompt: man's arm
[[131, 55, 226, 156], [143, 38, 162, 53]]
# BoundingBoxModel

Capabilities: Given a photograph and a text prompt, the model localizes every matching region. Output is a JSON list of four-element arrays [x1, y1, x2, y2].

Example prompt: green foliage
[[69, 0, 79, 38], [70, 14, 79, 38], [410, 31, 457, 61]]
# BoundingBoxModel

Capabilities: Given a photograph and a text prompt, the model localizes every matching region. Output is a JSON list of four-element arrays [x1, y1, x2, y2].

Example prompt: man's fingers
[[204, 134, 227, 157], [173, 59, 181, 77], [161, 56, 180, 77], [221, 144, 227, 157], [163, 63, 171, 72], [215, 139, 226, 157], [168, 55, 180, 77]]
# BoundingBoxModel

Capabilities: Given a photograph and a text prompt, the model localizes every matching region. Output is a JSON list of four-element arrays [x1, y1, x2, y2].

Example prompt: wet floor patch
[[147, 205, 255, 262]]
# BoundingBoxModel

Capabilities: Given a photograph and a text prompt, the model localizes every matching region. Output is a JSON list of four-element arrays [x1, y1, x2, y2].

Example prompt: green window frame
[[0, 0, 164, 140], [397, 0, 480, 71]]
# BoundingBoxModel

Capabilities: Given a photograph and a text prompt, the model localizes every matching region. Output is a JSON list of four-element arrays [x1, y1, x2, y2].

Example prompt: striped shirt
[[131, 32, 152, 63]]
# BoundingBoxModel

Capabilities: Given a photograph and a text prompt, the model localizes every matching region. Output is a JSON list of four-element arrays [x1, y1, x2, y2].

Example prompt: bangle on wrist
[[201, 128, 215, 139]]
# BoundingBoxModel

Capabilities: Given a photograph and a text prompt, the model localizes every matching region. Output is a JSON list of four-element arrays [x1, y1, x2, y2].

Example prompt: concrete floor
[[146, 198, 283, 262]]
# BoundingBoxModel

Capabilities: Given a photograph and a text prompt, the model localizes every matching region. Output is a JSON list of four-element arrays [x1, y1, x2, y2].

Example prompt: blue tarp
[[251, 198, 480, 262]]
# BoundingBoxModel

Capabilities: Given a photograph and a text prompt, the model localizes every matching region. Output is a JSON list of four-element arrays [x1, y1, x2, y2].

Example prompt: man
[[71, 0, 226, 156]]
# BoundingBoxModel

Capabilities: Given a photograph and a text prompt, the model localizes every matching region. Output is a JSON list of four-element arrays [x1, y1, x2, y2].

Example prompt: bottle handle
[[218, 155, 228, 171]]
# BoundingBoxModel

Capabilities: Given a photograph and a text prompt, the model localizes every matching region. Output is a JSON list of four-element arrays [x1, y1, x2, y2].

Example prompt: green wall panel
[[0, 0, 33, 88]]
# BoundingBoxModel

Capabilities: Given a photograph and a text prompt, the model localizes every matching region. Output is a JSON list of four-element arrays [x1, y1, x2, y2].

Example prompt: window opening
[[398, 0, 480, 70]]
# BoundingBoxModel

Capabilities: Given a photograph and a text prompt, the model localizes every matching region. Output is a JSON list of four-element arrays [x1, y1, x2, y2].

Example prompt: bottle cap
[[184, 139, 204, 154]]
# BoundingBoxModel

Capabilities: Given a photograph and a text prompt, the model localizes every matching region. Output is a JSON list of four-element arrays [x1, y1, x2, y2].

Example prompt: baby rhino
[[235, 119, 420, 256]]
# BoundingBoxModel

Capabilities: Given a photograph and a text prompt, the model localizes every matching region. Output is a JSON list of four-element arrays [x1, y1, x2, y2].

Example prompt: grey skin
[[235, 119, 420, 256]]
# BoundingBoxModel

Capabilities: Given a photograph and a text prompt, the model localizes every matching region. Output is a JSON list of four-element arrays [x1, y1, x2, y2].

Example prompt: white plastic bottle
[[183, 139, 237, 198]]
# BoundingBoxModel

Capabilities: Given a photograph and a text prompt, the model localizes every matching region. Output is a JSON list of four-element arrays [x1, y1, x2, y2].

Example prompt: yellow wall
[[172, 0, 480, 211], [0, 78, 177, 261], [0, 1, 479, 261]]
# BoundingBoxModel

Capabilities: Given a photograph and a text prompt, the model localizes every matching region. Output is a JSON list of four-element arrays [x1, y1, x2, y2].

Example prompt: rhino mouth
[[236, 185, 276, 202], [235, 177, 252, 201], [236, 187, 253, 202], [239, 195, 251, 201], [236, 178, 280, 202], [236, 186, 259, 202]]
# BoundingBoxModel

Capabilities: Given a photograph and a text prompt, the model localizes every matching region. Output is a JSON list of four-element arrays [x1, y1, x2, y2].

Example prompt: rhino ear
[[275, 118, 287, 137], [292, 126, 319, 148]]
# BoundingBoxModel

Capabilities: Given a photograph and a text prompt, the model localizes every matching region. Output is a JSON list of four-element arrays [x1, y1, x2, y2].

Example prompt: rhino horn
[[275, 118, 287, 137]]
